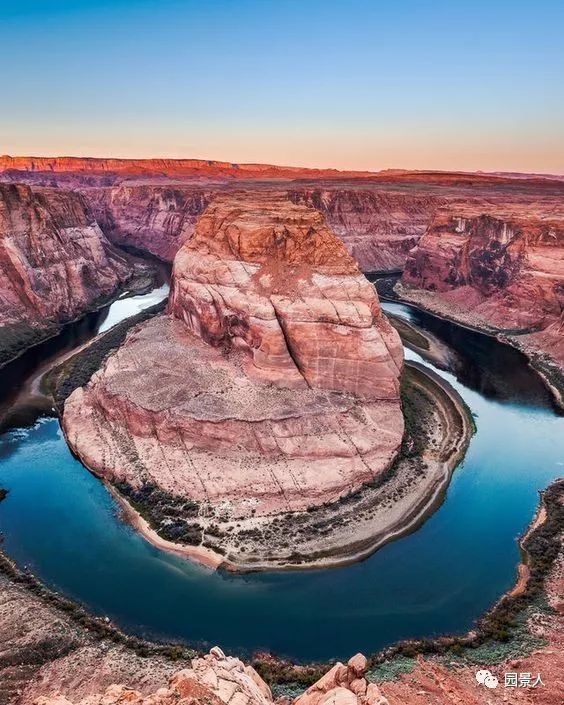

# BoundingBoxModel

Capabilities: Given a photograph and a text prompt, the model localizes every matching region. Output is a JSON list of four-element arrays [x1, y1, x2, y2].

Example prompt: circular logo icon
[[484, 674, 499, 689], [475, 670, 499, 689]]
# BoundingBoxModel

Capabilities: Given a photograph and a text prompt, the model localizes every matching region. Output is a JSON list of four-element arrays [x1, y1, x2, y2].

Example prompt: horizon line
[[1, 154, 563, 179]]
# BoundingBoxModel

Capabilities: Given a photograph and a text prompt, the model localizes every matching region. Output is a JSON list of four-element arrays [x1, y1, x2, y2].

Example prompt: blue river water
[[0, 297, 562, 663]]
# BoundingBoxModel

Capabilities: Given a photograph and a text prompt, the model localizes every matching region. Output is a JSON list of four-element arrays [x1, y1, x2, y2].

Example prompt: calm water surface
[[0, 297, 562, 662]]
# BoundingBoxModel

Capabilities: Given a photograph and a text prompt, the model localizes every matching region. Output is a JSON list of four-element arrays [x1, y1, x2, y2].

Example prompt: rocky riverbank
[[75, 360, 471, 572], [394, 282, 564, 410], [0, 184, 144, 368], [398, 201, 564, 406]]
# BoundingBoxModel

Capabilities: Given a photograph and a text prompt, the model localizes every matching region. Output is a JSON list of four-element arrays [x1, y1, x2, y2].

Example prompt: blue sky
[[1, 0, 563, 172]]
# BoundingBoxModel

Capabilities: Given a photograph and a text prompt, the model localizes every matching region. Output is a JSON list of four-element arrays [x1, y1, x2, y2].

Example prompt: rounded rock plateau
[[61, 194, 438, 569]]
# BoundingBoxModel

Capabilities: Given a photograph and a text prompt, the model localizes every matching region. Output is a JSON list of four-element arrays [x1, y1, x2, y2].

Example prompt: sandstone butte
[[0, 183, 131, 363], [62, 194, 404, 555], [400, 202, 564, 367]]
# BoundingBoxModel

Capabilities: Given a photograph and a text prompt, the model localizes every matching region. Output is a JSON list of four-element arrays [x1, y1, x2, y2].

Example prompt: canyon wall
[[6, 158, 563, 276], [0, 155, 374, 181], [83, 184, 447, 271], [85, 184, 215, 260], [288, 188, 445, 271], [0, 183, 131, 363], [400, 203, 564, 365]]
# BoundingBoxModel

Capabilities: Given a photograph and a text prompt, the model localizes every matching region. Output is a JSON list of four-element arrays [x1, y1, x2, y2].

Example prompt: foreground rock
[[63, 194, 407, 567], [34, 648, 274, 705], [0, 183, 131, 365], [0, 572, 179, 704], [400, 202, 564, 369], [33, 650, 391, 705]]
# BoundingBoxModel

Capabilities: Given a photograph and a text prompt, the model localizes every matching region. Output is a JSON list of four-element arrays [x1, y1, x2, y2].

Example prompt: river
[[0, 289, 562, 663]]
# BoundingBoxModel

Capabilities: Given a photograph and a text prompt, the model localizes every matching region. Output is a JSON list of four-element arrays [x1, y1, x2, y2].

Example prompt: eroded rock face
[[86, 185, 215, 261], [288, 189, 445, 272], [169, 194, 403, 397], [0, 183, 130, 359], [401, 203, 564, 365], [34, 648, 272, 705], [63, 195, 403, 547]]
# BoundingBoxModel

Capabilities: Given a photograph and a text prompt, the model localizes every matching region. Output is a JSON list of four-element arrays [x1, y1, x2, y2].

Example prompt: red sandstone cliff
[[0, 155, 374, 181], [401, 203, 564, 366], [287, 189, 445, 271], [5, 157, 563, 276], [85, 184, 215, 260], [0, 183, 131, 361], [83, 185, 447, 272], [62, 195, 403, 558]]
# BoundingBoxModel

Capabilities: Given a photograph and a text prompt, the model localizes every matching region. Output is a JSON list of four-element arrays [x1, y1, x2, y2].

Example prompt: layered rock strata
[[81, 185, 447, 270], [0, 183, 131, 363], [3, 157, 564, 277], [63, 195, 404, 564], [400, 203, 564, 366], [288, 189, 445, 271], [0, 155, 374, 183], [85, 185, 215, 261]]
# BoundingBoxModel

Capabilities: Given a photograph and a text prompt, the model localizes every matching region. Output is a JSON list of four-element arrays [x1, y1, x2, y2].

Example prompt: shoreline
[[0, 261, 157, 373], [93, 360, 473, 574], [0, 479, 560, 688], [392, 282, 564, 412], [507, 502, 548, 599], [107, 483, 224, 570]]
